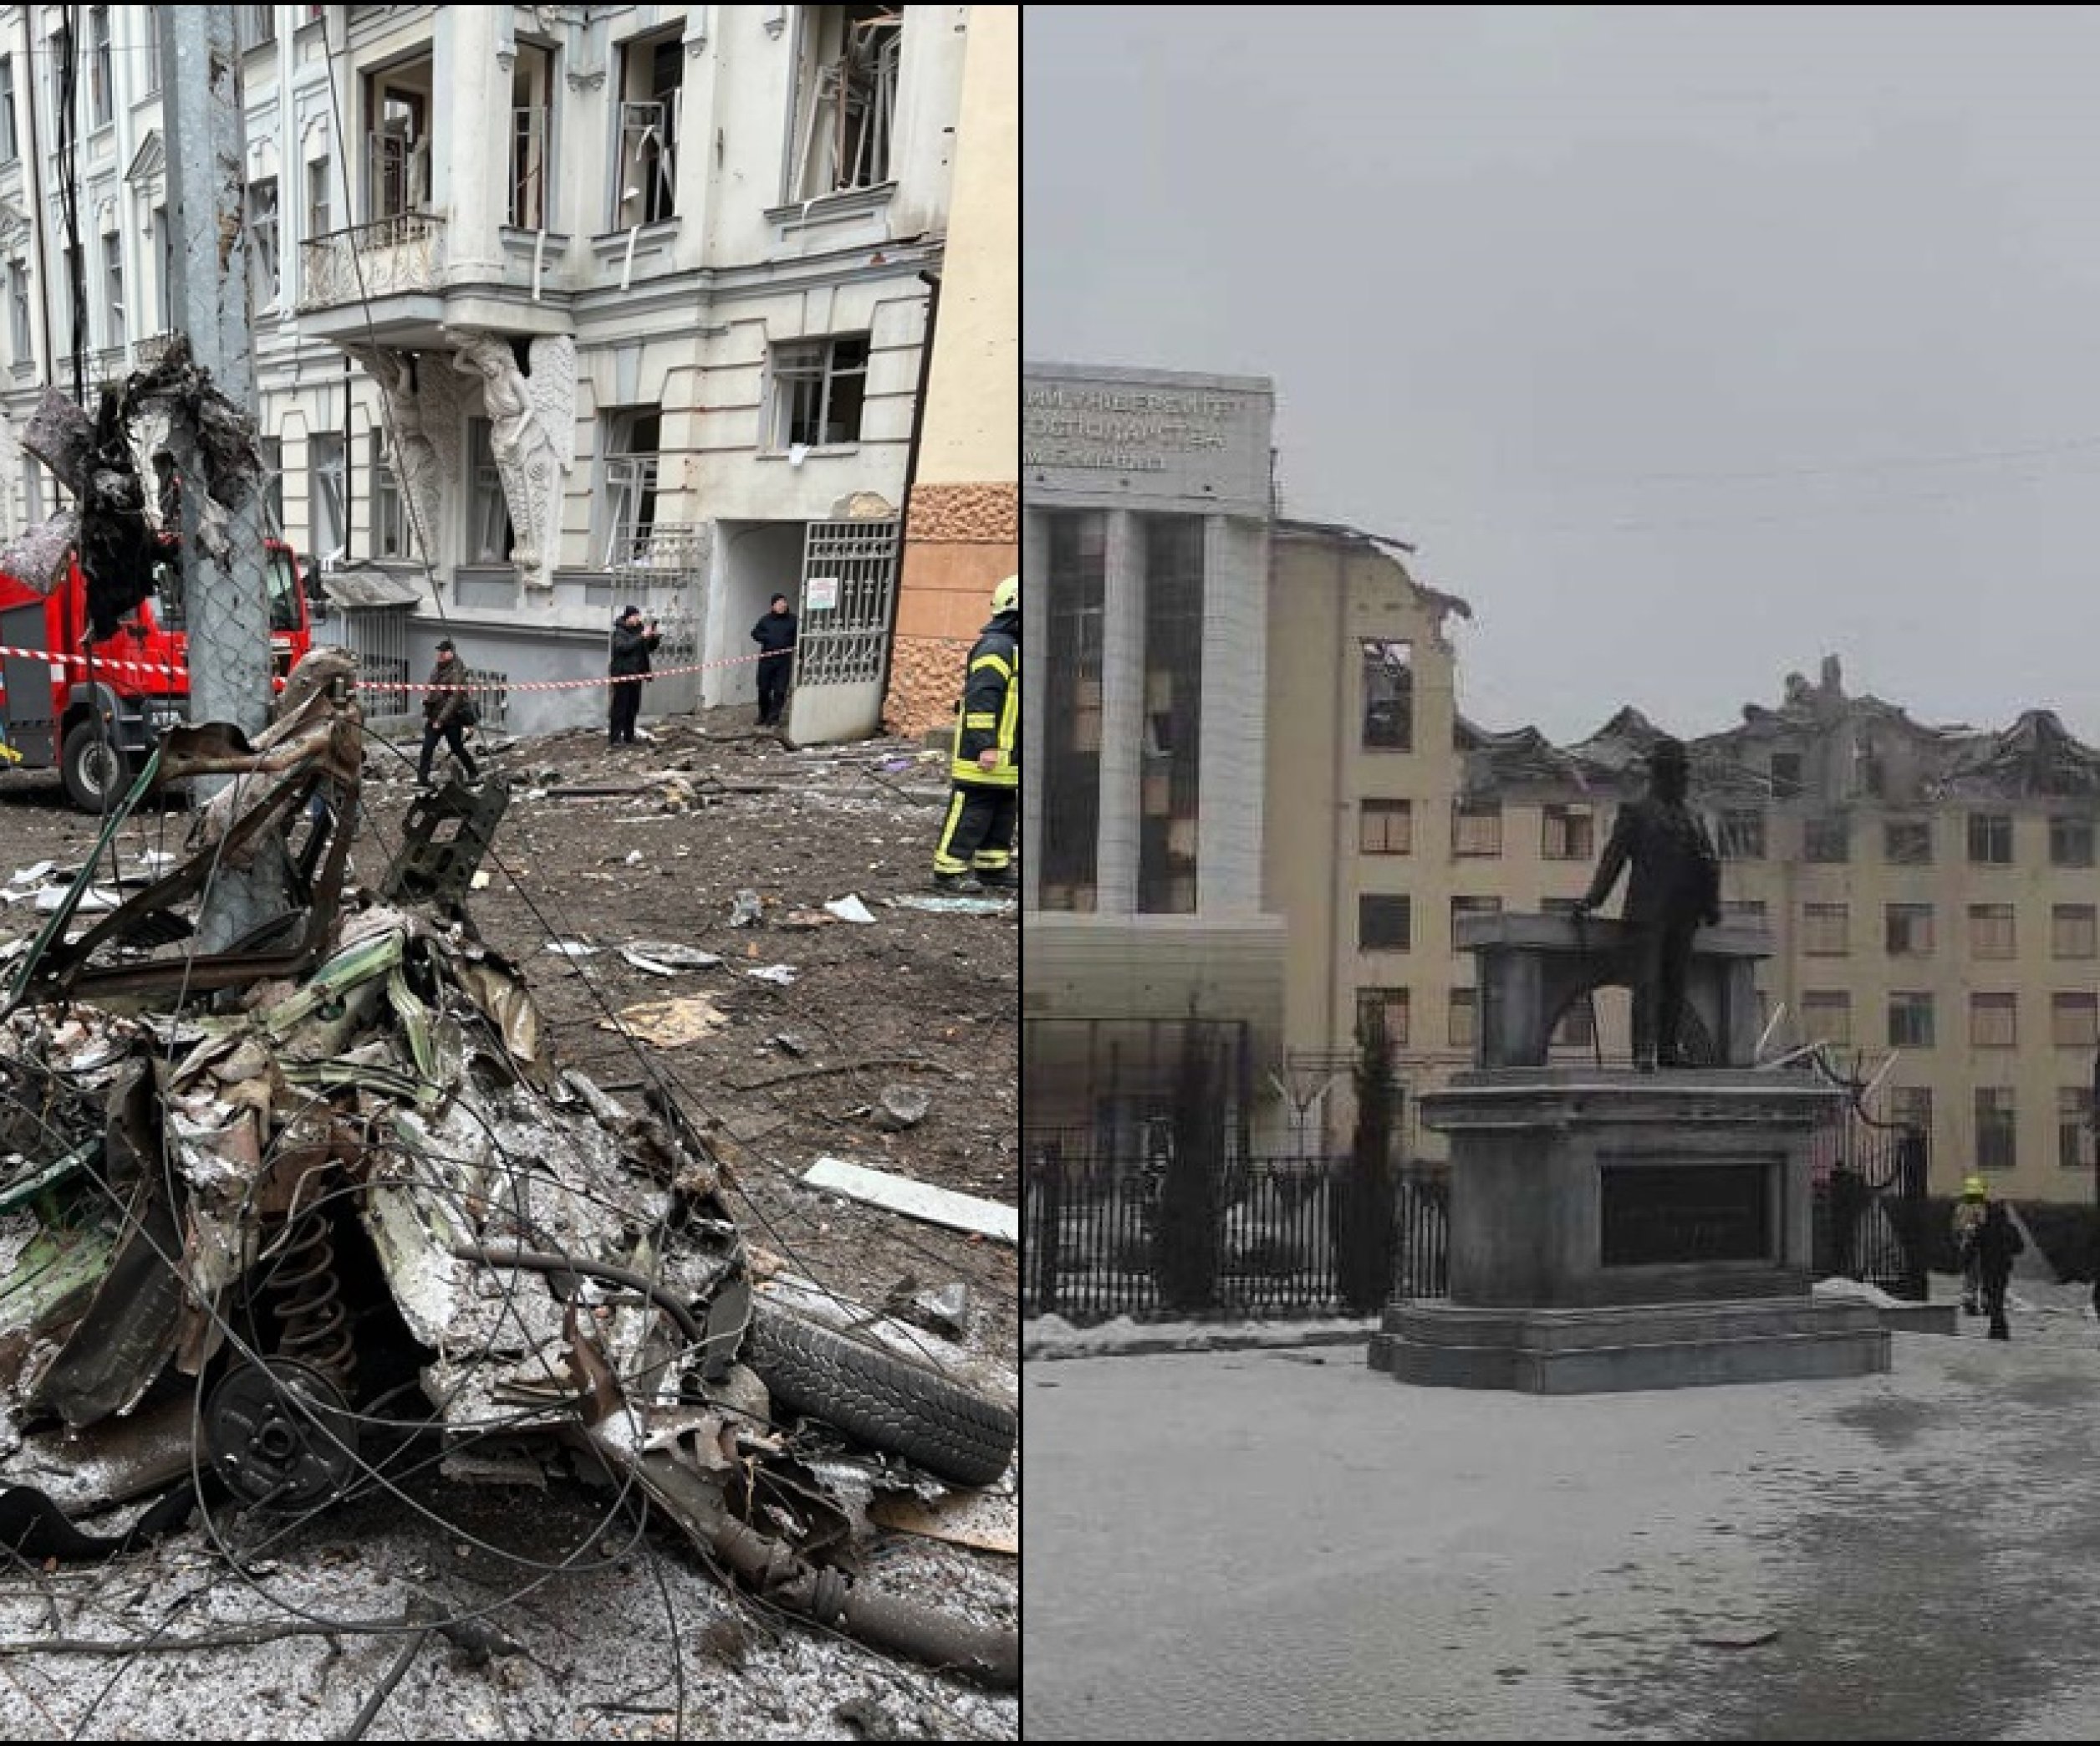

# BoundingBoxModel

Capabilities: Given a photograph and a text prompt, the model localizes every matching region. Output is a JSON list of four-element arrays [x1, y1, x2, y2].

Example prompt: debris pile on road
[[0, 654, 1017, 1691]]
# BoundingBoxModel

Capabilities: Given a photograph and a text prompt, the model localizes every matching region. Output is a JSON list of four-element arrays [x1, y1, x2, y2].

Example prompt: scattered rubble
[[0, 664, 1018, 1719]]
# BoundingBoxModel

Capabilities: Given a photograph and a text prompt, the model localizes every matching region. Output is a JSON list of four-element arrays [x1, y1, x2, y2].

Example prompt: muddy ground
[[0, 703, 1017, 1739]]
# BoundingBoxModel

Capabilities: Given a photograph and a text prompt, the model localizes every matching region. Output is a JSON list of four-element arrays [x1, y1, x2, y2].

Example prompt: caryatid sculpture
[[447, 330, 577, 593]]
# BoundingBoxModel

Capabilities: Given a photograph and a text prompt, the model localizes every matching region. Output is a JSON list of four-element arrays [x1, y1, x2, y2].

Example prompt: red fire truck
[[0, 540, 314, 809]]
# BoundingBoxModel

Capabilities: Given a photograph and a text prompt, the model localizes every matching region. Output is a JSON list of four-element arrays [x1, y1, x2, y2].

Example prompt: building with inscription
[[0, 4, 989, 738], [1022, 360, 1286, 1153]]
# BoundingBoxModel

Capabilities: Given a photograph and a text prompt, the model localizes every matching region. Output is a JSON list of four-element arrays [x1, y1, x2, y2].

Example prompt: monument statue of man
[[1573, 737, 1721, 1070]]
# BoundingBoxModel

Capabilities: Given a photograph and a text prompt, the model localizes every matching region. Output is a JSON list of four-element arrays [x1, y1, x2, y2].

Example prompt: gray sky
[[1025, 5, 2100, 743]]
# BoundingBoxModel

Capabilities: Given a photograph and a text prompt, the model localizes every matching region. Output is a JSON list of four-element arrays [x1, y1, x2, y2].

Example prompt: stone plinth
[[1457, 912, 1769, 1068], [1372, 1067, 1890, 1393]]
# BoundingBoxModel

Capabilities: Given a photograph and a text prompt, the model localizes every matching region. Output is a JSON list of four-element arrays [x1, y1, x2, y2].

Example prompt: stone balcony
[[297, 213, 449, 345]]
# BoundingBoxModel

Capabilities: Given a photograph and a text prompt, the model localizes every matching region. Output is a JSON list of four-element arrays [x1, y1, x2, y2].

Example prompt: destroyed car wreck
[[0, 652, 1018, 1697]]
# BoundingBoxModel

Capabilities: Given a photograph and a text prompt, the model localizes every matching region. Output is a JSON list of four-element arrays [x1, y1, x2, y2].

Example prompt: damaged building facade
[[0, 3, 987, 738], [1280, 534, 2100, 1206], [1029, 363, 2100, 1207]]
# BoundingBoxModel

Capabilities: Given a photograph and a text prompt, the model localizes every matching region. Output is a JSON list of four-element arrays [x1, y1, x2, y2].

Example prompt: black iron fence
[[1023, 1146, 1449, 1325], [1810, 1109, 1929, 1301]]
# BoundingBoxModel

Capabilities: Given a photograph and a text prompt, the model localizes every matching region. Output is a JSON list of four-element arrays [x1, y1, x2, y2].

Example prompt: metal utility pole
[[160, 7, 286, 952]]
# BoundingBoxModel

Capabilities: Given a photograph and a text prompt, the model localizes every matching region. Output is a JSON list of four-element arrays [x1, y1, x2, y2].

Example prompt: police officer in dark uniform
[[1573, 736, 1720, 1070], [932, 575, 1018, 892]]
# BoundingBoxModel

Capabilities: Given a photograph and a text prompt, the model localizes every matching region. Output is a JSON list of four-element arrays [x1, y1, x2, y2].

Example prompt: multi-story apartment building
[[0, 3, 991, 736], [1271, 523, 2100, 1202]]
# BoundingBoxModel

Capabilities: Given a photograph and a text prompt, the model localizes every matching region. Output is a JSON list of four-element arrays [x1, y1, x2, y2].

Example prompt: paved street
[[1025, 1302, 2100, 1739]]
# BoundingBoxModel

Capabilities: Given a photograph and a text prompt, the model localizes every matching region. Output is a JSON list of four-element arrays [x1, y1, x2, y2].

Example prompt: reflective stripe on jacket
[[951, 619, 1018, 788]]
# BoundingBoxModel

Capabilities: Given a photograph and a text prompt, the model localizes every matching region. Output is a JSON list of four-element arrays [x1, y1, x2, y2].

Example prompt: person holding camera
[[609, 604, 660, 748]]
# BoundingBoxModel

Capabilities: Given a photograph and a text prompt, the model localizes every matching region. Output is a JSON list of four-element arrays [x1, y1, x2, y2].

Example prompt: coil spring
[[273, 1209, 355, 1391]]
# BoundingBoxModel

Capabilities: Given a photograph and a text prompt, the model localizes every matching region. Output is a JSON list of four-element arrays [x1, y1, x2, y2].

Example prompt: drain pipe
[[874, 266, 941, 721]]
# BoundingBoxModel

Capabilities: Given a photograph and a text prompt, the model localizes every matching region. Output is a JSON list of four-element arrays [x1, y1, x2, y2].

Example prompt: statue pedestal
[[1369, 1069, 1889, 1393]]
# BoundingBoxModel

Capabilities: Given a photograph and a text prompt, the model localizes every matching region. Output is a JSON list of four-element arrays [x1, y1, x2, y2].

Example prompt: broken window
[[309, 431, 346, 562], [1358, 894, 1410, 952], [792, 6, 901, 199], [1448, 988, 1477, 1054], [768, 334, 869, 450], [365, 66, 431, 221], [7, 259, 29, 365], [1360, 640, 1413, 751], [1802, 902, 1848, 957], [1359, 798, 1412, 855], [1888, 992, 1934, 1049], [143, 8, 162, 95], [1968, 811, 2015, 865], [47, 23, 69, 128], [599, 407, 661, 567], [88, 6, 113, 128], [1718, 809, 1765, 861], [2061, 1087, 2092, 1170], [1541, 804, 1593, 861], [1041, 511, 1104, 912], [1970, 993, 2017, 1049], [1970, 903, 2016, 960], [370, 429, 405, 559], [1356, 986, 1409, 1051], [0, 56, 16, 164], [1802, 990, 1852, 1048], [259, 436, 284, 534], [2051, 814, 2095, 868], [1139, 515, 1203, 916], [467, 417, 513, 564], [1889, 1085, 1932, 1138], [1883, 817, 1932, 865], [237, 5, 277, 49], [2054, 903, 2097, 960], [1452, 799, 1502, 858], [248, 177, 280, 311], [102, 230, 124, 350], [1885, 902, 1934, 957], [2056, 993, 2099, 1049], [1768, 749, 1803, 799], [511, 42, 555, 228], [153, 204, 172, 331], [308, 154, 332, 238], [1802, 814, 1849, 863], [1975, 1087, 2017, 1172], [616, 32, 680, 226]]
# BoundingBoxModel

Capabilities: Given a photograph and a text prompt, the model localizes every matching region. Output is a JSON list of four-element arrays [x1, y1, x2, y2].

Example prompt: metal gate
[[787, 516, 897, 746], [1812, 1104, 1929, 1301], [610, 522, 707, 719]]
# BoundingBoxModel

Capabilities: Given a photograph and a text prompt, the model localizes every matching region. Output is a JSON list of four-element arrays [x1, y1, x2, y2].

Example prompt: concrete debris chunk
[[871, 1084, 932, 1131], [800, 1157, 1018, 1245]]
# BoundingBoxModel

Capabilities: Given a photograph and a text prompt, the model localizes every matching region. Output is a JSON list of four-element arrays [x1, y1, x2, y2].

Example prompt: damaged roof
[[1463, 654, 2100, 805]]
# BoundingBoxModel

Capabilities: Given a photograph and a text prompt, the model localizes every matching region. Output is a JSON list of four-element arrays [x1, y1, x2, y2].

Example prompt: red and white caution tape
[[0, 630, 977, 697]]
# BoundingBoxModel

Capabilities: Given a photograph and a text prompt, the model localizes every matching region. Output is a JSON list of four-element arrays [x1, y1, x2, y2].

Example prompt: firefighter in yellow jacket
[[933, 574, 1019, 892]]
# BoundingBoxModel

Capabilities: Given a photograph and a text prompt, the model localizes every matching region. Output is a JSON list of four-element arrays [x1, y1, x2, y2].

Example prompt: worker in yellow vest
[[932, 574, 1018, 893]]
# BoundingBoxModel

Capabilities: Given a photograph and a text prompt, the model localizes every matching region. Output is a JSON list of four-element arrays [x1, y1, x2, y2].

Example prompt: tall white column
[[1198, 513, 1267, 916], [1096, 508, 1144, 913]]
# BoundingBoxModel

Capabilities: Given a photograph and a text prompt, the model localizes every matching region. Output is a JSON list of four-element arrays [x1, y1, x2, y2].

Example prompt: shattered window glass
[[1975, 1087, 2017, 1171]]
